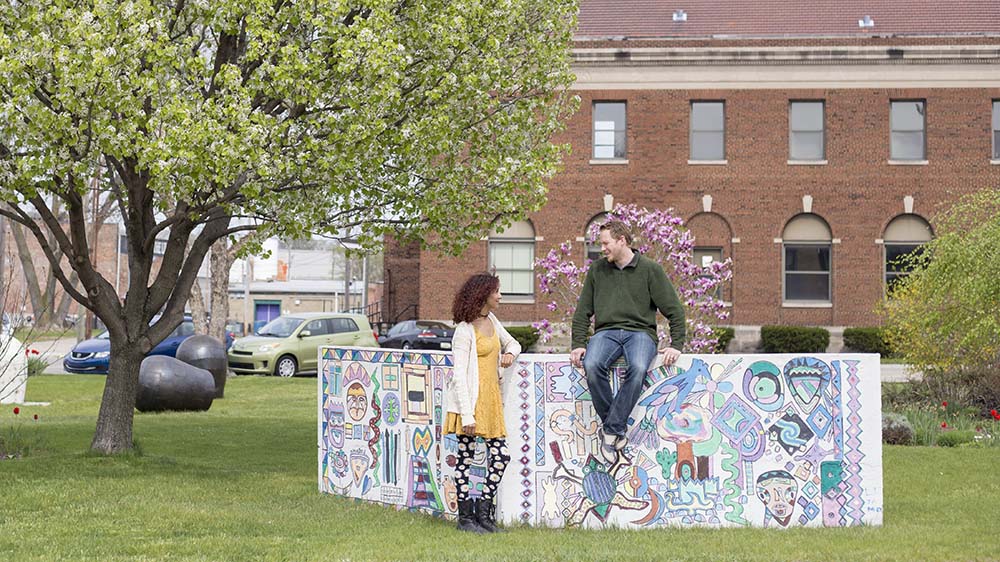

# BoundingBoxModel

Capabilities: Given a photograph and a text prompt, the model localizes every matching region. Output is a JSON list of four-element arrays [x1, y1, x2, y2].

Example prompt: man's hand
[[500, 352, 514, 368], [570, 347, 586, 368], [660, 347, 681, 368], [462, 423, 476, 435]]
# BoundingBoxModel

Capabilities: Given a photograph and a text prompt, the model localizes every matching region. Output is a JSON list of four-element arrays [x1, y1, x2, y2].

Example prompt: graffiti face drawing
[[347, 382, 369, 421], [756, 470, 798, 527]]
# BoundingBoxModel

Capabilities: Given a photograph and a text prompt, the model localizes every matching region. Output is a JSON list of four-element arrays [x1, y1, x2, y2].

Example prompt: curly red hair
[[452, 272, 499, 324]]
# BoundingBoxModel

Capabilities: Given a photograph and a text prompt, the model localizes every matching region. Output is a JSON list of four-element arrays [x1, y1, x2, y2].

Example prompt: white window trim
[[488, 239, 536, 297], [888, 160, 929, 165], [687, 159, 728, 165], [789, 100, 826, 162], [690, 101, 726, 162], [593, 101, 626, 160], [782, 242, 832, 304], [589, 158, 629, 165]]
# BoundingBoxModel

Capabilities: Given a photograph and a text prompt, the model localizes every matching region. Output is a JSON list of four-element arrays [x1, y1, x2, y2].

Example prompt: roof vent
[[673, 9, 687, 22], [858, 15, 874, 28]]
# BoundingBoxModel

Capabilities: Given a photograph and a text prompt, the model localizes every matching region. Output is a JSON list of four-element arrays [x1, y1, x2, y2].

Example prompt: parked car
[[62, 315, 232, 374], [377, 320, 456, 351], [227, 312, 378, 377]]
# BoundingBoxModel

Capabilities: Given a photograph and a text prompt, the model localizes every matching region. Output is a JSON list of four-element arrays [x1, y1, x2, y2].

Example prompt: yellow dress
[[444, 327, 506, 438]]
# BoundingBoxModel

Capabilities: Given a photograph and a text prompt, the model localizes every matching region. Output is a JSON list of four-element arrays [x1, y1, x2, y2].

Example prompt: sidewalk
[[33, 336, 78, 375]]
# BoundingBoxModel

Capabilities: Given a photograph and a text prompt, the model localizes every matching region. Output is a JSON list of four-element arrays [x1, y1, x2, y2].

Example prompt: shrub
[[506, 326, 539, 352], [712, 327, 735, 353], [936, 430, 976, 447], [26, 356, 46, 377], [881, 412, 915, 445], [760, 326, 829, 354], [843, 327, 894, 356]]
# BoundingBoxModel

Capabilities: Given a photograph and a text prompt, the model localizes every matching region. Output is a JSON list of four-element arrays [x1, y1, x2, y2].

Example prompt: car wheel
[[275, 355, 297, 378], [402, 342, 412, 350]]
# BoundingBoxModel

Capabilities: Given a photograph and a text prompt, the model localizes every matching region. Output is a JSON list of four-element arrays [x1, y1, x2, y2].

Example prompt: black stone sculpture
[[176, 335, 228, 398], [136, 355, 215, 412]]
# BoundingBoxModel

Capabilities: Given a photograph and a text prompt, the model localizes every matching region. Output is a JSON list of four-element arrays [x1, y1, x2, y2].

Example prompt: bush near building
[[506, 326, 540, 352], [843, 327, 895, 356], [760, 326, 830, 354], [712, 327, 735, 353]]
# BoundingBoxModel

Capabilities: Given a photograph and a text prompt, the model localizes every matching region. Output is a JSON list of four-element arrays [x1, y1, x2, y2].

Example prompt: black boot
[[456, 499, 487, 533], [475, 499, 506, 533]]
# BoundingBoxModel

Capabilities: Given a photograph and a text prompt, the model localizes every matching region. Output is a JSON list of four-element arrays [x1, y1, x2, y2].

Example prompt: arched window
[[883, 214, 933, 292], [584, 213, 608, 262], [489, 220, 535, 296], [782, 214, 832, 303]]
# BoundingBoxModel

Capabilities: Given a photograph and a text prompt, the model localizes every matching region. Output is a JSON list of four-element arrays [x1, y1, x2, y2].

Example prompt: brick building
[[384, 1, 1000, 348]]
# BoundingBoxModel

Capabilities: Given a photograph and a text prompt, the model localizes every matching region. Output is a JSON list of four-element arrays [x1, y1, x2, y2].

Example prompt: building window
[[890, 100, 926, 161], [593, 102, 626, 159], [584, 213, 608, 262], [693, 247, 724, 300], [883, 214, 933, 294], [690, 101, 725, 161], [993, 100, 1000, 159], [789, 101, 825, 161], [489, 219, 535, 296], [782, 214, 832, 303]]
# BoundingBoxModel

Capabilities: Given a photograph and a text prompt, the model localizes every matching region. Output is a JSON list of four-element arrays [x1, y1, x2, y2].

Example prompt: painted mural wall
[[318, 348, 883, 528]]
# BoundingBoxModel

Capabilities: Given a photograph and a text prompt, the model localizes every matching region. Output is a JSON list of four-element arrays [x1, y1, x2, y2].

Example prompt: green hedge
[[760, 325, 830, 354], [712, 327, 735, 353], [936, 430, 976, 448], [843, 327, 894, 356], [506, 326, 539, 352]]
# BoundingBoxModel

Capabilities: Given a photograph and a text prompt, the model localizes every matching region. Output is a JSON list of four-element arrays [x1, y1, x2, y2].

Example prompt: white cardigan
[[444, 312, 522, 428]]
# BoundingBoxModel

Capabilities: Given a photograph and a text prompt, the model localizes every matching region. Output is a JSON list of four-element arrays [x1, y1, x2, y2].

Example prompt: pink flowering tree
[[533, 204, 732, 352]]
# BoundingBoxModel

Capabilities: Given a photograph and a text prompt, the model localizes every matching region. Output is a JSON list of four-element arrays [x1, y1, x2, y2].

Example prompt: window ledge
[[887, 159, 928, 165], [502, 296, 536, 305], [782, 302, 833, 308], [589, 158, 629, 165], [991, 159, 1000, 165], [687, 159, 728, 165], [788, 159, 828, 165]]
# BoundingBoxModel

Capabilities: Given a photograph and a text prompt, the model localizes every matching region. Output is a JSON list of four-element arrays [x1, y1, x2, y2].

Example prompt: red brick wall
[[382, 236, 422, 323], [391, 84, 1000, 329]]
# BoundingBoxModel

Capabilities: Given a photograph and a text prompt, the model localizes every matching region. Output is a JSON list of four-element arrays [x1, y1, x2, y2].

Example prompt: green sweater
[[571, 252, 686, 351]]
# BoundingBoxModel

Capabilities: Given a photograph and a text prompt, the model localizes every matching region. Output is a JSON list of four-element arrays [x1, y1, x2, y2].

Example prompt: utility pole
[[243, 257, 252, 335]]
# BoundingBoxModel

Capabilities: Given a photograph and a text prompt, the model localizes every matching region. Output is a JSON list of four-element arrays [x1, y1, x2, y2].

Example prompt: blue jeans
[[582, 329, 658, 436]]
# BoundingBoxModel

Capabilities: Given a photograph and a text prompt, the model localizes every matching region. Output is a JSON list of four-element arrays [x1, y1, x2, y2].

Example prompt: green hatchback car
[[227, 312, 378, 377]]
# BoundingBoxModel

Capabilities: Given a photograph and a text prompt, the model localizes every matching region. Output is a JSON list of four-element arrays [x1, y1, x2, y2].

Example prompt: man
[[570, 221, 686, 459]]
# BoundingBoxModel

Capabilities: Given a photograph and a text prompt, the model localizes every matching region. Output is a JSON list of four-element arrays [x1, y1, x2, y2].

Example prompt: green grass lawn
[[2, 376, 999, 562]]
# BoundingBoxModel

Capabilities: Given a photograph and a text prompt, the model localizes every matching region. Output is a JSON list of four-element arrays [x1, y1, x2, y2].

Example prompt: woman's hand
[[500, 352, 514, 368], [462, 423, 476, 435]]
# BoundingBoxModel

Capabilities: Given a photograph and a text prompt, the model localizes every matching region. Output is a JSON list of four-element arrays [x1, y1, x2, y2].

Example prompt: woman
[[443, 272, 521, 533]]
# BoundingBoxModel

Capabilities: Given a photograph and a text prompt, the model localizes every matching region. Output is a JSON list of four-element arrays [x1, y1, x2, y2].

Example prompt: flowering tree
[[534, 205, 732, 353], [0, 0, 577, 453]]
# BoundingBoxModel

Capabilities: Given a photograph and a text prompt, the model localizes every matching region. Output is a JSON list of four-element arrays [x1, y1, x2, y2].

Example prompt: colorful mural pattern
[[318, 348, 883, 528]]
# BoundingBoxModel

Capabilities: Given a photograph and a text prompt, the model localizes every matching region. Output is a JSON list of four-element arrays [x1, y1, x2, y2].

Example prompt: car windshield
[[97, 331, 110, 339], [256, 317, 303, 337]]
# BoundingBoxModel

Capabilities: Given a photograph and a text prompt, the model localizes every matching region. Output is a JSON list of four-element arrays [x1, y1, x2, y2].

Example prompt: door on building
[[253, 301, 282, 334]]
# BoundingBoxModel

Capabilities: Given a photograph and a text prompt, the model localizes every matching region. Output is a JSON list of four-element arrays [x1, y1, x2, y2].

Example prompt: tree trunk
[[90, 338, 146, 454], [9, 223, 45, 323], [189, 279, 208, 333], [207, 240, 232, 341]]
